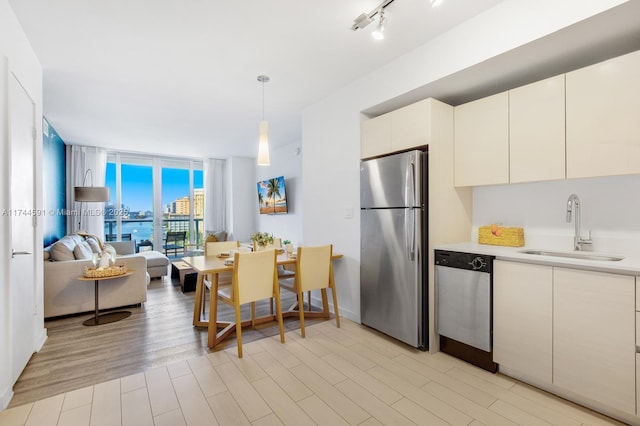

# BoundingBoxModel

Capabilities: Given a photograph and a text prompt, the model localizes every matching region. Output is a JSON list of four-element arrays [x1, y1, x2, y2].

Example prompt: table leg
[[94, 279, 99, 320], [208, 273, 219, 347], [83, 279, 131, 326], [193, 273, 206, 327]]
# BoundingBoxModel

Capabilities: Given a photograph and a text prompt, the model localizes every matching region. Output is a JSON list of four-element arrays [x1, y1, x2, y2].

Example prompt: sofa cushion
[[139, 251, 170, 268], [206, 230, 227, 243], [74, 241, 93, 260], [49, 236, 77, 261]]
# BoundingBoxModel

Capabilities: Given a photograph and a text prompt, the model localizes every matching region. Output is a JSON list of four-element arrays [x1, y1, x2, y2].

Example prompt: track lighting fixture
[[350, 0, 394, 32], [371, 9, 386, 40], [351, 0, 445, 38]]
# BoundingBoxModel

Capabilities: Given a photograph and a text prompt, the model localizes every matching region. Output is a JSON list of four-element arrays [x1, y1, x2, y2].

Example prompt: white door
[[9, 73, 36, 383]]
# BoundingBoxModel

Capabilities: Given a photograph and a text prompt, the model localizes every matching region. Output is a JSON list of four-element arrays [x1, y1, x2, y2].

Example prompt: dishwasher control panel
[[435, 250, 493, 273]]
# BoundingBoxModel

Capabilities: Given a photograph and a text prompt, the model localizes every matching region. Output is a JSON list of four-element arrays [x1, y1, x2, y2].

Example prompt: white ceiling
[[8, 0, 505, 159]]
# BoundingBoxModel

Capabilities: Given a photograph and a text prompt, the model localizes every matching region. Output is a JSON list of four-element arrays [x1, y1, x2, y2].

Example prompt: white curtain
[[203, 158, 226, 234], [67, 145, 107, 236]]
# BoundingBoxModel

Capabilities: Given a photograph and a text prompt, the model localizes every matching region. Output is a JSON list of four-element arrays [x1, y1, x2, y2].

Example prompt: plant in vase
[[283, 239, 293, 256], [250, 232, 274, 250]]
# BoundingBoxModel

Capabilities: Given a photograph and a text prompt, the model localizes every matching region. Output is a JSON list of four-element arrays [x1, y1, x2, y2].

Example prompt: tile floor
[[0, 320, 623, 426]]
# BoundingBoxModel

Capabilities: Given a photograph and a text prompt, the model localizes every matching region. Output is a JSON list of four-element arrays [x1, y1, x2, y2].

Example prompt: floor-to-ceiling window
[[105, 154, 203, 254], [161, 160, 204, 251]]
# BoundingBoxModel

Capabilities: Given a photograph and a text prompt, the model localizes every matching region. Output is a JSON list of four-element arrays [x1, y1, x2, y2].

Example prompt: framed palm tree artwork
[[257, 175, 288, 214]]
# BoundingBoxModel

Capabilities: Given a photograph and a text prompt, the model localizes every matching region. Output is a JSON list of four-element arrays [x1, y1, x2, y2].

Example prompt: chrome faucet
[[566, 194, 592, 251]]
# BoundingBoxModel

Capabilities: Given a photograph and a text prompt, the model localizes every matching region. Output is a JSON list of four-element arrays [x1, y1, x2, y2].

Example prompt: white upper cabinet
[[361, 113, 392, 159], [454, 92, 509, 187], [391, 100, 430, 152], [361, 99, 431, 159], [509, 75, 566, 183], [566, 49, 640, 179]]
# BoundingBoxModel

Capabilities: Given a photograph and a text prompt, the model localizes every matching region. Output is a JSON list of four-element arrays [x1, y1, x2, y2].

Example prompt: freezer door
[[361, 150, 422, 208], [361, 208, 422, 347]]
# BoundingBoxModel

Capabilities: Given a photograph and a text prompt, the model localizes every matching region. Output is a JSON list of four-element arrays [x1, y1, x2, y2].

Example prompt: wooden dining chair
[[197, 241, 240, 319], [215, 249, 285, 357], [252, 238, 296, 313], [281, 244, 340, 337]]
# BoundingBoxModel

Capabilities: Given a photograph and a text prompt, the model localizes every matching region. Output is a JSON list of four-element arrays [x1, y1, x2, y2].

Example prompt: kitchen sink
[[518, 250, 624, 262]]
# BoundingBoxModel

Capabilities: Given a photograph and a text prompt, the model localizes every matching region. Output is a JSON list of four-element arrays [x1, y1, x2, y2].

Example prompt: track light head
[[371, 10, 386, 40], [351, 12, 373, 31]]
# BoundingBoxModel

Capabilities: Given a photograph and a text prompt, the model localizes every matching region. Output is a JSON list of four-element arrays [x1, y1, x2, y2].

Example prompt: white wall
[[473, 175, 640, 254], [0, 0, 45, 410], [301, 0, 627, 323], [256, 141, 303, 247]]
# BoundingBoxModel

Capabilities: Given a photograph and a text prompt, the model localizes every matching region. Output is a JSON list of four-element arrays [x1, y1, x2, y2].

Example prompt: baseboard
[[308, 293, 358, 323], [0, 385, 14, 412], [35, 327, 48, 352]]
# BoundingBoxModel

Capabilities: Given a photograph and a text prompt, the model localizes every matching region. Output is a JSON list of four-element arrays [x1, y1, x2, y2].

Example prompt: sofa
[[44, 235, 149, 318]]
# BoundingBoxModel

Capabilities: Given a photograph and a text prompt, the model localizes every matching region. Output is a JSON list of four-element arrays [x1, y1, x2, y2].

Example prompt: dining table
[[182, 251, 343, 348]]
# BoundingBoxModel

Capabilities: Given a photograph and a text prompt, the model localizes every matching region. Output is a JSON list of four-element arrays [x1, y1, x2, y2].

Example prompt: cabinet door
[[493, 261, 552, 384], [391, 100, 429, 151], [566, 49, 640, 179], [554, 268, 635, 414], [454, 92, 509, 186], [509, 75, 566, 183], [361, 113, 392, 159]]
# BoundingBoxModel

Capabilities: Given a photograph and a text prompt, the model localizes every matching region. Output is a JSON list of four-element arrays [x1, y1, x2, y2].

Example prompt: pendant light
[[257, 75, 270, 166]]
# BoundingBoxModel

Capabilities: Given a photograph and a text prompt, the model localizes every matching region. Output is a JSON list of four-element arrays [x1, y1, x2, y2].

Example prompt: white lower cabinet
[[493, 260, 552, 384], [553, 268, 635, 415], [494, 261, 637, 418]]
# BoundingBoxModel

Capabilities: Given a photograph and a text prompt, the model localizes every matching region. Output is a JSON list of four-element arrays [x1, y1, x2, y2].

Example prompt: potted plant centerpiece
[[250, 232, 274, 250], [283, 239, 293, 256]]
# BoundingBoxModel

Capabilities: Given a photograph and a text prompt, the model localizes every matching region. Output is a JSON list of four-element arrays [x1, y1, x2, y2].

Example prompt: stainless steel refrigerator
[[360, 149, 427, 350]]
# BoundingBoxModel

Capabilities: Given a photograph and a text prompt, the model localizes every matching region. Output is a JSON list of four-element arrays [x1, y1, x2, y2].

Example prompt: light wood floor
[[3, 277, 624, 425], [9, 276, 320, 409], [1, 319, 624, 426]]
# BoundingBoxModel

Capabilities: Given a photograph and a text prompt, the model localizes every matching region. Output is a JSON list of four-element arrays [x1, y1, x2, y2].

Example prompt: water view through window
[[105, 157, 203, 252]]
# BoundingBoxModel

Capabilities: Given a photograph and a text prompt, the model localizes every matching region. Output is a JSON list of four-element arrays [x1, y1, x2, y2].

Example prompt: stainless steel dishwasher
[[435, 250, 497, 372]]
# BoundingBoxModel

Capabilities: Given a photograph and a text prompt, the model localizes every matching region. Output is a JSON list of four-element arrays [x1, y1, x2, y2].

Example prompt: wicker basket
[[84, 265, 128, 278], [478, 225, 525, 247]]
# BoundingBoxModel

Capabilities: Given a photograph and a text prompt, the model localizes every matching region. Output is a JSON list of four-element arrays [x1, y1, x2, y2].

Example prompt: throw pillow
[[73, 241, 93, 260], [205, 233, 218, 243], [49, 236, 76, 261]]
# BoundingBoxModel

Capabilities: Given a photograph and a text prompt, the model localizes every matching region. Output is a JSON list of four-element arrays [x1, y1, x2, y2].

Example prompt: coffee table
[[171, 260, 197, 292], [77, 271, 135, 326]]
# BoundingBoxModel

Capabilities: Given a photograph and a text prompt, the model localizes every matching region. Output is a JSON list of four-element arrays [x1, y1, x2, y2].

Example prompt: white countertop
[[434, 241, 640, 275]]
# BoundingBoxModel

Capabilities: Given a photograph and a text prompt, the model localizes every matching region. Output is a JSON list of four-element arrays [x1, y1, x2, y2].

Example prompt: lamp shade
[[74, 186, 110, 202], [257, 120, 270, 166]]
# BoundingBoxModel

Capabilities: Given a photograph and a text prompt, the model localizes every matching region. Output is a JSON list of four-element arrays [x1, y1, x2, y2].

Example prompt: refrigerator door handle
[[406, 208, 415, 261], [404, 155, 416, 207]]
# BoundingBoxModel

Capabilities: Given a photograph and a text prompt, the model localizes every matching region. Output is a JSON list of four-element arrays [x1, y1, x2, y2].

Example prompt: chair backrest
[[205, 240, 239, 256], [233, 249, 277, 305], [297, 245, 332, 292], [252, 237, 282, 251], [166, 231, 186, 242]]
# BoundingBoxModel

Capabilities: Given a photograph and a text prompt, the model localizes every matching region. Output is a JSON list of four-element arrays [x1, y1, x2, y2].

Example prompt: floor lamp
[[74, 169, 109, 235]]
